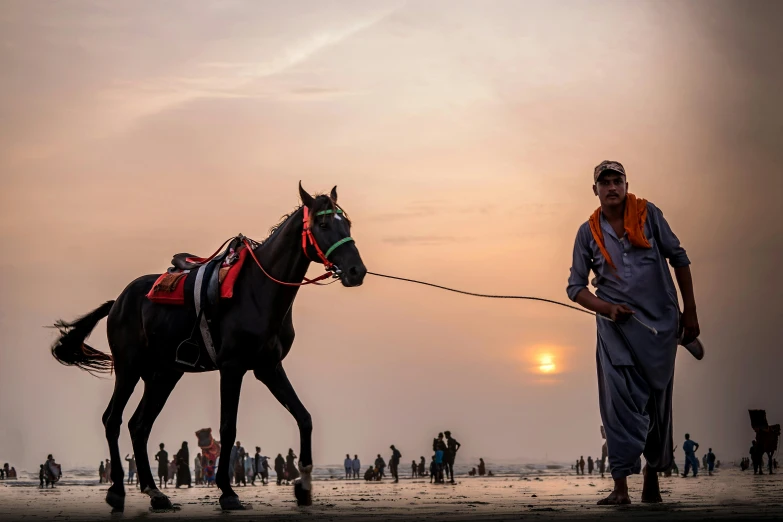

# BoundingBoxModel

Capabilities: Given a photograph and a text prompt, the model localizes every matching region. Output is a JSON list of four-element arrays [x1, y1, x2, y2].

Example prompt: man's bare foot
[[597, 477, 631, 505], [641, 467, 663, 503], [598, 490, 631, 505]]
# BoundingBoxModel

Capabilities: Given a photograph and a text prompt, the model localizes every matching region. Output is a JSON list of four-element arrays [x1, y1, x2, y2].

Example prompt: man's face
[[592, 172, 628, 207]]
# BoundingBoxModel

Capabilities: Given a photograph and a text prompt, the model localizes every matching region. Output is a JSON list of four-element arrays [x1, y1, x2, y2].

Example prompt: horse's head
[[299, 182, 367, 287]]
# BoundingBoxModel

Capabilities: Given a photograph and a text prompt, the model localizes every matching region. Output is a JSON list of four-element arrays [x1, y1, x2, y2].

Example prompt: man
[[751, 440, 764, 475], [155, 443, 168, 489], [344, 454, 353, 480], [375, 454, 386, 480], [230, 441, 245, 485], [125, 454, 137, 485], [444, 431, 461, 484], [682, 434, 699, 477], [253, 447, 269, 485], [389, 445, 402, 483], [352, 455, 361, 479], [588, 456, 594, 475], [706, 448, 716, 476], [194, 453, 203, 485], [579, 456, 585, 475], [567, 161, 700, 505], [434, 434, 447, 483]]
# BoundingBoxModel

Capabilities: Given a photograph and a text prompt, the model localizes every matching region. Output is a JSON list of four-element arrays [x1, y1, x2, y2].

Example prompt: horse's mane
[[262, 194, 351, 244]]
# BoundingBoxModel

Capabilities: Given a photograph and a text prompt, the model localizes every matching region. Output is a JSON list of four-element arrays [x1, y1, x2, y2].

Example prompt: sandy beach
[[2, 469, 781, 521]]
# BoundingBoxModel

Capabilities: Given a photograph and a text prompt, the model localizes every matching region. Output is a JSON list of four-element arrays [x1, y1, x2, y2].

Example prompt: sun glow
[[514, 344, 566, 378], [538, 354, 556, 374]]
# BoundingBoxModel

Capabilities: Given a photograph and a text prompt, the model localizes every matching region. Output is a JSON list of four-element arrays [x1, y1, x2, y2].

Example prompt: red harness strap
[[242, 238, 332, 287], [302, 206, 334, 269]]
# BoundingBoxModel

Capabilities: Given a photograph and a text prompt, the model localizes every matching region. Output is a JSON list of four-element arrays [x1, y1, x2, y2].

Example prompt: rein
[[365, 271, 658, 334]]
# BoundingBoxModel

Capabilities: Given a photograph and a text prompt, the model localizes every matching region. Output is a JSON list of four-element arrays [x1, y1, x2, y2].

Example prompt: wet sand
[[1, 469, 781, 521]]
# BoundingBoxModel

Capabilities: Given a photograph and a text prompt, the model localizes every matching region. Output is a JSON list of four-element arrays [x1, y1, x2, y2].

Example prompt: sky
[[1, 0, 781, 472]]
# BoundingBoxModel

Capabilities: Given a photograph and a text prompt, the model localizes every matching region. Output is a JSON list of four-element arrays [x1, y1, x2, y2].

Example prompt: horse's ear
[[330, 185, 338, 202], [299, 181, 315, 208]]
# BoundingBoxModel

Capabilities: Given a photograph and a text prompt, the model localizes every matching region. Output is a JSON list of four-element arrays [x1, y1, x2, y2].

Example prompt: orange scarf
[[588, 193, 650, 273]]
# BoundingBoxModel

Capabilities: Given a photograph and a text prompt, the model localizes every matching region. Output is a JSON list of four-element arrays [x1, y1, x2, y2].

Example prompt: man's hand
[[607, 303, 635, 323], [680, 307, 700, 345]]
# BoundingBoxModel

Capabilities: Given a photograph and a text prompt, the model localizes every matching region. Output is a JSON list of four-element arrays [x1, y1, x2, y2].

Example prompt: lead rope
[[366, 271, 658, 335]]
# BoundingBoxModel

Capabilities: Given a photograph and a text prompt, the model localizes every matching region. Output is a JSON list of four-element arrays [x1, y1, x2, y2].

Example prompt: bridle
[[302, 207, 355, 271], [241, 205, 355, 287]]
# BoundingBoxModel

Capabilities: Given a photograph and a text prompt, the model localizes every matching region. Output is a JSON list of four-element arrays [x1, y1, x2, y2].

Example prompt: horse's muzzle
[[340, 264, 367, 287]]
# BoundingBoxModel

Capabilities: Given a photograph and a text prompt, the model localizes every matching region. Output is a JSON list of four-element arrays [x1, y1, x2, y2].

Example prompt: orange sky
[[1, 0, 781, 471]]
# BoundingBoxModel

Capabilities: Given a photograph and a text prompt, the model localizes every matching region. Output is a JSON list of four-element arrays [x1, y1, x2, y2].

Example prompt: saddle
[[146, 236, 255, 369], [147, 237, 249, 306]]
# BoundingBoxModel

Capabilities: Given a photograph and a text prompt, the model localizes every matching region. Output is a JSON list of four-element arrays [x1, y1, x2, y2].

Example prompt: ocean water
[[1, 461, 576, 487]]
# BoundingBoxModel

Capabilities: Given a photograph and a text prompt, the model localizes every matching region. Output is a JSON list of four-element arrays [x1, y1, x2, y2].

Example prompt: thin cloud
[[239, 5, 401, 80], [99, 4, 402, 127]]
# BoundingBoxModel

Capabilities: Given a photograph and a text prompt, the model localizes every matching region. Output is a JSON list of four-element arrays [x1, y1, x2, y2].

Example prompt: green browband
[[315, 209, 344, 217]]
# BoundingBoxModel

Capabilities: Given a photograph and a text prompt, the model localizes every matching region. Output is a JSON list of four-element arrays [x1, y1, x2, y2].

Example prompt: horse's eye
[[319, 222, 328, 229]]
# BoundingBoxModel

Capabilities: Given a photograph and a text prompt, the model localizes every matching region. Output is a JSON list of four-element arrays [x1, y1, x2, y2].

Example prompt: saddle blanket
[[146, 247, 249, 305]]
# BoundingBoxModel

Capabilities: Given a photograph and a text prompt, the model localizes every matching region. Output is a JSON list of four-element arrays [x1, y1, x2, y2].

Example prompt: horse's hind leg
[[254, 364, 313, 506], [128, 370, 183, 510], [102, 373, 139, 512]]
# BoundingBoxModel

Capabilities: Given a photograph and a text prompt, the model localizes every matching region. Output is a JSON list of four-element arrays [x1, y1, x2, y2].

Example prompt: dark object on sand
[[49, 184, 366, 514]]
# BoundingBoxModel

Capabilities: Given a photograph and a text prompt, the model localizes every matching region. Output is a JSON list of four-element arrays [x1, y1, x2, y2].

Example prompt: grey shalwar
[[567, 201, 690, 479]]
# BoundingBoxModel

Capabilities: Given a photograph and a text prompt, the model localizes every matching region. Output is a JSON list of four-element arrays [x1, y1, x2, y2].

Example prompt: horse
[[50, 183, 367, 512]]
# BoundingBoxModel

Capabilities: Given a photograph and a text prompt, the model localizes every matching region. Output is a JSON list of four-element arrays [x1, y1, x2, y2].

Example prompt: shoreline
[[2, 468, 781, 521]]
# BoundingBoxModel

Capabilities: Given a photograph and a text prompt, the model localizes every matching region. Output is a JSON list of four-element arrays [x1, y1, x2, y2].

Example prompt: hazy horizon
[[1, 0, 781, 474]]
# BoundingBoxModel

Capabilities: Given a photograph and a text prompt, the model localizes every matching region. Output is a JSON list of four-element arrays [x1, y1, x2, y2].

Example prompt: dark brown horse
[[51, 184, 366, 512]]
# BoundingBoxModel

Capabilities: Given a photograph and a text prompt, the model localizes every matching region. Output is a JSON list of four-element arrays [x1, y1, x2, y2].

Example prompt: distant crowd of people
[[573, 433, 726, 479], [95, 441, 286, 489], [574, 456, 603, 476], [1, 463, 18, 480], [350, 431, 466, 484]]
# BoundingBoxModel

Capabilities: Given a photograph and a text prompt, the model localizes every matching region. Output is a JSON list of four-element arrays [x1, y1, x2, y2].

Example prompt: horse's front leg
[[216, 367, 246, 510], [255, 363, 313, 506]]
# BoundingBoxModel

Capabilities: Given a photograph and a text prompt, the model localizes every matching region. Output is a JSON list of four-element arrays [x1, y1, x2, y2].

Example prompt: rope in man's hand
[[365, 271, 658, 335]]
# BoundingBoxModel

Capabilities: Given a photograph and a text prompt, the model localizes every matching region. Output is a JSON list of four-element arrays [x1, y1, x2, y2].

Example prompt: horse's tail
[[50, 300, 115, 375]]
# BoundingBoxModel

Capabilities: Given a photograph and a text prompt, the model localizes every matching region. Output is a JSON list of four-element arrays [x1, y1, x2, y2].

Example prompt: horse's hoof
[[219, 495, 245, 511], [150, 494, 174, 510], [294, 481, 312, 506], [105, 490, 125, 513]]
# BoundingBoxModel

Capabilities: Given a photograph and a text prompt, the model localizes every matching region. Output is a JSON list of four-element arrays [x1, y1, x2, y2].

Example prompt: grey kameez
[[567, 201, 690, 479]]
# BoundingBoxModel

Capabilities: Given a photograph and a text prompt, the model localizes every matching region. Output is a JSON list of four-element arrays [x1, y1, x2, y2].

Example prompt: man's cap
[[593, 160, 626, 183]]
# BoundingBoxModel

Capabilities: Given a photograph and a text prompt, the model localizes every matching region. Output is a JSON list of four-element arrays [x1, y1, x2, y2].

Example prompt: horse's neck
[[251, 208, 311, 293]]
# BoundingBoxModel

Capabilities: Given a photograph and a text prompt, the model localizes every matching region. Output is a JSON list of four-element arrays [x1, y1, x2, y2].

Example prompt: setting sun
[[514, 345, 567, 377], [538, 354, 556, 374]]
